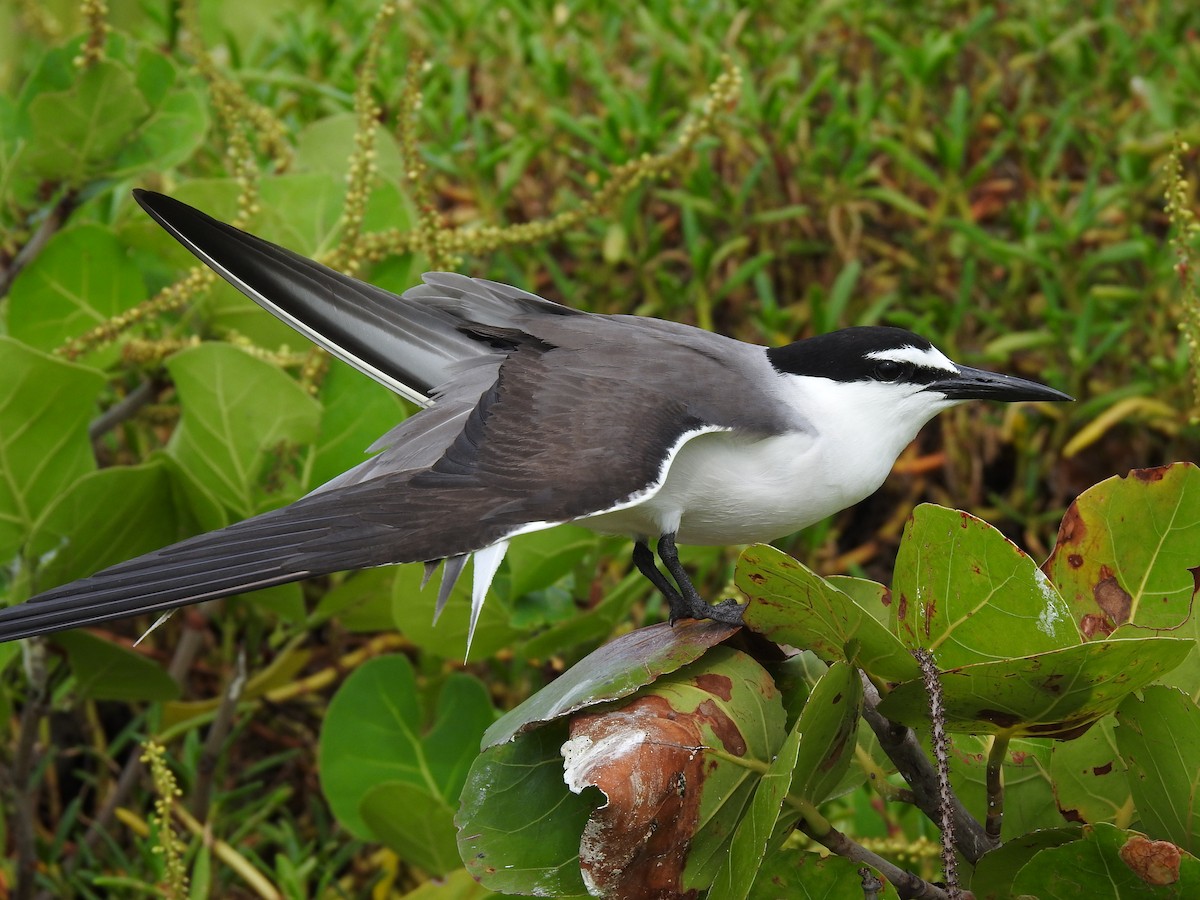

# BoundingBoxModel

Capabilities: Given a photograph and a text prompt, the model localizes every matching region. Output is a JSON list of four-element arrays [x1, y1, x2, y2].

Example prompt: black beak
[[929, 365, 1073, 403]]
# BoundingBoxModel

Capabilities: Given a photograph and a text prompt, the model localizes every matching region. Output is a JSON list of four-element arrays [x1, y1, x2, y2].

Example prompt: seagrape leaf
[[504, 525, 596, 600], [709, 717, 803, 900], [391, 559, 525, 663], [29, 460, 185, 591], [738, 544, 919, 684], [165, 343, 321, 519], [360, 781, 461, 877], [971, 826, 1083, 900], [950, 735, 1061, 839], [52, 631, 180, 702], [1043, 463, 1200, 695], [1049, 716, 1132, 827], [748, 851, 899, 899], [0, 338, 103, 562], [7, 224, 147, 356], [397, 867, 500, 900], [877, 637, 1192, 737], [318, 656, 494, 842], [1043, 464, 1200, 639], [1116, 686, 1200, 853], [26, 60, 149, 181], [561, 646, 784, 896], [1010, 822, 1199, 897], [892, 504, 1077, 667], [482, 619, 738, 748], [791, 661, 862, 805]]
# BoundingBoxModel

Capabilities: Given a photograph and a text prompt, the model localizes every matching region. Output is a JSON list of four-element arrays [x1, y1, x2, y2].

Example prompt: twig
[[11, 640, 50, 900], [189, 646, 247, 818], [0, 189, 79, 298], [984, 733, 1010, 842], [915, 649, 960, 898], [88, 378, 161, 444], [858, 672, 996, 864], [791, 794, 949, 900]]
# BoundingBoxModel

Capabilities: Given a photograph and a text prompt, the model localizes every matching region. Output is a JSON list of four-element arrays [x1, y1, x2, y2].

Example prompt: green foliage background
[[0, 0, 1198, 897]]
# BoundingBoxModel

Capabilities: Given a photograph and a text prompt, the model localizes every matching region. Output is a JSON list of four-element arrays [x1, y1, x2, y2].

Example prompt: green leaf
[[738, 544, 920, 683], [26, 60, 150, 181], [360, 781, 460, 876], [1116, 686, 1200, 853], [1043, 463, 1200, 694], [165, 343, 321, 518], [1011, 822, 1200, 897], [971, 826, 1083, 900], [312, 568, 397, 632], [878, 638, 1193, 737], [748, 851, 900, 899], [504, 525, 596, 600], [0, 338, 103, 563], [51, 631, 180, 702], [391, 560, 526, 662], [305, 361, 409, 491], [892, 504, 1077, 666], [950, 735, 1062, 839], [318, 656, 494, 841], [560, 647, 785, 895], [458, 722, 597, 897], [29, 460, 185, 591], [791, 661, 862, 805], [396, 867, 499, 900], [483, 619, 739, 748], [1050, 716, 1133, 827], [111, 51, 208, 176], [709, 716, 803, 900], [7, 225, 147, 356]]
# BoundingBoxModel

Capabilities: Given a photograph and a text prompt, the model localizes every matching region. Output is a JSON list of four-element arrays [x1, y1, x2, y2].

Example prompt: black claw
[[625, 533, 743, 626]]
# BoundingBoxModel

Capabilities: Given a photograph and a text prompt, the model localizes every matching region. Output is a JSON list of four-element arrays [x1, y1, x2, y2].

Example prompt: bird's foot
[[668, 595, 744, 625]]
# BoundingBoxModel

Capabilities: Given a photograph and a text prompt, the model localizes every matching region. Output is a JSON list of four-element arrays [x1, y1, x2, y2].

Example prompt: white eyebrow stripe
[[867, 345, 958, 372]]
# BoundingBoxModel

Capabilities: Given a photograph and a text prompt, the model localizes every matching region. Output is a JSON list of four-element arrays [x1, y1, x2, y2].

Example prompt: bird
[[0, 191, 1071, 650]]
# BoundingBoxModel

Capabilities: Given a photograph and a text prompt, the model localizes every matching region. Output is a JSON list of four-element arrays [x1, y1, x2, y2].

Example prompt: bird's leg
[[633, 540, 684, 611], [655, 533, 744, 625]]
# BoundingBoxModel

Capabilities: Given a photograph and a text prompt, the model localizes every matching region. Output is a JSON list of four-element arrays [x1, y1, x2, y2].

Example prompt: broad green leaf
[[1050, 717, 1133, 827], [1043, 463, 1200, 695], [26, 60, 149, 181], [738, 544, 920, 683], [361, 781, 460, 876], [505, 525, 596, 600], [709, 716, 803, 900], [950, 735, 1062, 840], [305, 361, 409, 491], [877, 638, 1192, 737], [1011, 822, 1200, 897], [826, 574, 891, 628], [295, 114, 407, 184], [458, 723, 597, 897], [28, 460, 184, 592], [560, 647, 784, 895], [483, 619, 739, 748], [1116, 686, 1200, 853], [791, 661, 862, 805], [893, 504, 1076, 666], [971, 826, 1083, 900], [748, 851, 899, 899], [312, 567, 397, 632], [391, 560, 526, 663], [52, 631, 180, 702], [0, 339, 103, 562], [111, 49, 208, 176], [318, 656, 494, 840], [7, 225, 147, 356], [165, 343, 321, 518], [398, 867, 499, 900]]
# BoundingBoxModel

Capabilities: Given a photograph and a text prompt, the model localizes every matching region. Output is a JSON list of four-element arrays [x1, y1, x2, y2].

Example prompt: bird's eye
[[872, 360, 908, 382]]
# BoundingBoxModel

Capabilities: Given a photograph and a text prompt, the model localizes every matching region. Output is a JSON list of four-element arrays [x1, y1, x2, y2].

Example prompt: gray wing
[[0, 196, 792, 641]]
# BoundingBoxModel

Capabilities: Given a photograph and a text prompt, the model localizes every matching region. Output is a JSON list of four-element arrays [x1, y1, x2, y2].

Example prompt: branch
[[10, 641, 51, 900], [915, 649, 961, 898], [0, 189, 79, 298], [859, 672, 997, 864]]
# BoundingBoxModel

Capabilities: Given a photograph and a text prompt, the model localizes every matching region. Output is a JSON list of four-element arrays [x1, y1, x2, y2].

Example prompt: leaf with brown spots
[[1049, 717, 1134, 828], [876, 637, 1191, 737], [789, 661, 862, 806], [892, 504, 1077, 668], [1043, 463, 1200, 690], [1116, 685, 1200, 854], [737, 544, 919, 683], [561, 646, 786, 898], [1011, 823, 1200, 898]]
